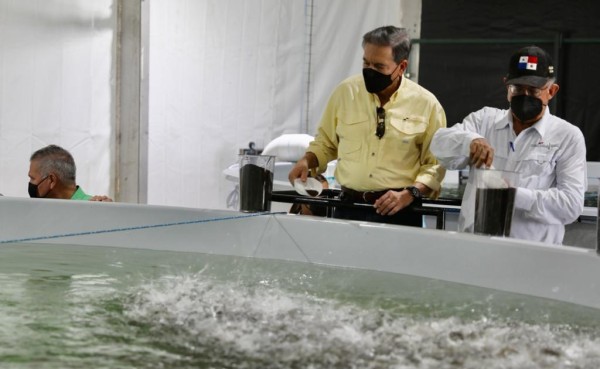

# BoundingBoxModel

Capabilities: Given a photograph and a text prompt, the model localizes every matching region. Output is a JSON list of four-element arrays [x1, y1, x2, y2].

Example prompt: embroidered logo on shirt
[[531, 141, 559, 150], [518, 56, 538, 71]]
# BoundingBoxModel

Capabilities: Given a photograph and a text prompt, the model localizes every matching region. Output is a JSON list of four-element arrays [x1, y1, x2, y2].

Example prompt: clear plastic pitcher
[[473, 168, 519, 237], [238, 154, 276, 212]]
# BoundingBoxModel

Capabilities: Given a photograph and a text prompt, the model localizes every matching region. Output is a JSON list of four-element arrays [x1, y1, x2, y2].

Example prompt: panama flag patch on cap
[[518, 55, 538, 70]]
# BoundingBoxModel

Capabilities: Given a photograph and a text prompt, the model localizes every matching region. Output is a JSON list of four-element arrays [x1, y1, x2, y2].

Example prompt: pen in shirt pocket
[[509, 141, 515, 152]]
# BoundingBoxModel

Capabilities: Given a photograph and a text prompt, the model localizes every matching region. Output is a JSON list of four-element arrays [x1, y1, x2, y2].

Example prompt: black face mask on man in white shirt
[[510, 94, 544, 122]]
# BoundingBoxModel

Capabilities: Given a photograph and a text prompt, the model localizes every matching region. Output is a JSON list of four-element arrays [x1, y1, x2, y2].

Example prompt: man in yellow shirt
[[28, 145, 113, 202], [288, 26, 446, 227]]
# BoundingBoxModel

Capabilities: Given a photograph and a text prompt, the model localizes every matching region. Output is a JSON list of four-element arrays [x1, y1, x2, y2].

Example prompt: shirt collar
[[385, 77, 406, 105], [497, 105, 551, 136], [369, 76, 405, 106], [494, 110, 512, 130], [530, 106, 551, 137]]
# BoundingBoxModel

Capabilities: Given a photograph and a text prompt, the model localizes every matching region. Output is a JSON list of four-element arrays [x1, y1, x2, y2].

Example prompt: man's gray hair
[[30, 145, 76, 184], [362, 26, 411, 63]]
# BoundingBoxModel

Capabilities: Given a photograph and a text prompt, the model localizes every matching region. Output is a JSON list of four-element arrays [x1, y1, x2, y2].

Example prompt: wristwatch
[[405, 186, 422, 199]]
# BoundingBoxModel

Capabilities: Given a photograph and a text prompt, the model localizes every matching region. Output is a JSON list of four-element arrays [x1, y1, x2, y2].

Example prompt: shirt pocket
[[519, 148, 557, 180], [336, 112, 368, 162], [387, 115, 427, 151]]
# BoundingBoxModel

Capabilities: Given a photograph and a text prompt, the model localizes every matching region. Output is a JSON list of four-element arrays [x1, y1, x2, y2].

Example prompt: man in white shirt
[[430, 46, 587, 244]]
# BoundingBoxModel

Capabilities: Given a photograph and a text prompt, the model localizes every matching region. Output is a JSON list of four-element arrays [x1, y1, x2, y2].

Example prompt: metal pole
[[412, 37, 600, 45], [115, 0, 148, 203], [551, 32, 564, 116], [597, 188, 599, 253]]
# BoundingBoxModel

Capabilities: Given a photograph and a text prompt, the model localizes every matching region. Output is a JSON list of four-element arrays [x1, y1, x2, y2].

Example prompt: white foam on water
[[124, 272, 600, 369], [2, 244, 600, 368]]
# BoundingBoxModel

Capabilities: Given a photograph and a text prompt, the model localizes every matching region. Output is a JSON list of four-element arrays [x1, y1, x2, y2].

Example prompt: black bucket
[[238, 154, 275, 212], [473, 169, 519, 237]]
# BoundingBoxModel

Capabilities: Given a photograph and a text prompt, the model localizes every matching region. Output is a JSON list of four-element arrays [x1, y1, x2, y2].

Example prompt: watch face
[[408, 186, 421, 198]]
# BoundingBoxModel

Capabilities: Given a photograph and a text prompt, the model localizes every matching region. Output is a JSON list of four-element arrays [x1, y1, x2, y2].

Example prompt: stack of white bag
[[261, 134, 314, 162]]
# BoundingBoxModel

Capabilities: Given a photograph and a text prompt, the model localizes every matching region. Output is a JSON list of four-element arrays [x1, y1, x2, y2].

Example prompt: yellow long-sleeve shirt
[[307, 74, 446, 197]]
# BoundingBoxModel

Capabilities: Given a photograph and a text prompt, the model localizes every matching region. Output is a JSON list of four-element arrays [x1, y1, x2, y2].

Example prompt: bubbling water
[[2, 243, 600, 368], [123, 272, 600, 369]]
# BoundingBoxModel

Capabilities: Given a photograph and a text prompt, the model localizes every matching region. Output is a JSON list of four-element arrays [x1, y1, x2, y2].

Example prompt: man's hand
[[288, 152, 319, 185], [470, 138, 494, 168], [89, 195, 113, 202], [288, 158, 310, 184], [373, 189, 413, 216]]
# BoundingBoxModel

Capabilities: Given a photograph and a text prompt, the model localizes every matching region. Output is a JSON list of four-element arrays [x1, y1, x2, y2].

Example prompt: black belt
[[340, 186, 405, 204]]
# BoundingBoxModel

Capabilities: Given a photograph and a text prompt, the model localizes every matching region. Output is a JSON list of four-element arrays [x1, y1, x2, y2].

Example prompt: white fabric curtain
[[0, 0, 419, 207], [0, 0, 115, 197], [148, 0, 417, 209]]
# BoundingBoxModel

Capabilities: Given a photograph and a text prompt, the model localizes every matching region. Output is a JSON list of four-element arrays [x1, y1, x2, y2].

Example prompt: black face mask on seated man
[[510, 94, 544, 122], [28, 176, 49, 198]]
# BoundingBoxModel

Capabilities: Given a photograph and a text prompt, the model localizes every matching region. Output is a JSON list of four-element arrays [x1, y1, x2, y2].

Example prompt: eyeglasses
[[36, 175, 50, 186], [507, 84, 550, 97], [376, 107, 385, 139]]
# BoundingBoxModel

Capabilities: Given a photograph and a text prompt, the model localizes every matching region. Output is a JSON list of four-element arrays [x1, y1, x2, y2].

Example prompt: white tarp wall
[[0, 0, 420, 207], [0, 0, 115, 198], [148, 0, 420, 209]]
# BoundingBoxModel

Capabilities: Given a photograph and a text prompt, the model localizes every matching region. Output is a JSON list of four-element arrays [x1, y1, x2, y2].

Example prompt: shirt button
[[371, 152, 375, 156], [369, 174, 373, 178]]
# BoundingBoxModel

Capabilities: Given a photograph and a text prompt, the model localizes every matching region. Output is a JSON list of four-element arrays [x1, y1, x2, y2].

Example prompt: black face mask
[[362, 65, 400, 93], [28, 176, 49, 198], [510, 95, 544, 122]]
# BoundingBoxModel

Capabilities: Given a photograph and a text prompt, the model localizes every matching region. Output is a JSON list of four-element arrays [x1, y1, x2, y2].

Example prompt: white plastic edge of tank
[[1, 196, 599, 310]]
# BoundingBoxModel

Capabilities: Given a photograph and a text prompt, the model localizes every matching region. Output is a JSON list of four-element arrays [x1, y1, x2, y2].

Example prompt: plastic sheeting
[[148, 0, 415, 209], [0, 0, 418, 208], [0, 0, 115, 197]]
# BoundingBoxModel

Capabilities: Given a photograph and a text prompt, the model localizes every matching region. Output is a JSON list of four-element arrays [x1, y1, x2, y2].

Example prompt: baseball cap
[[505, 46, 555, 88]]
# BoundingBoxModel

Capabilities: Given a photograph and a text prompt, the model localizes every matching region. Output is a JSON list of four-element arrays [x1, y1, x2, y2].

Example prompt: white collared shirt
[[431, 106, 587, 244]]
